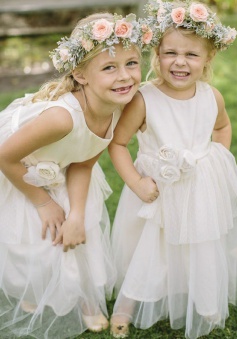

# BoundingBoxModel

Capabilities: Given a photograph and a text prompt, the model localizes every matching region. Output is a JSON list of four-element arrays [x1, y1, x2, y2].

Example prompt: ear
[[72, 69, 88, 85]]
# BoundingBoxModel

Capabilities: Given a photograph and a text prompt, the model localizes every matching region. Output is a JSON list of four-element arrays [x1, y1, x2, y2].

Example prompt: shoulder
[[38, 105, 74, 138], [115, 91, 146, 134], [123, 91, 145, 117]]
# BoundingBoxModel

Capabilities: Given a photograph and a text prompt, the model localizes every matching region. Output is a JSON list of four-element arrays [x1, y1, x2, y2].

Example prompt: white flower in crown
[[79, 38, 94, 52], [144, 0, 237, 50], [50, 13, 155, 72]]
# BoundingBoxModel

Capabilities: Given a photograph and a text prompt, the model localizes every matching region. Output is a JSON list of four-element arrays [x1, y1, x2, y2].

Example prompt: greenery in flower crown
[[144, 0, 237, 50], [50, 13, 155, 73]]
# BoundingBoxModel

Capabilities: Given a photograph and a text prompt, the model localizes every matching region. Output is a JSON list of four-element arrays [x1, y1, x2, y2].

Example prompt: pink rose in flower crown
[[189, 3, 209, 22], [222, 28, 237, 45], [80, 39, 94, 52], [171, 7, 186, 25], [115, 20, 133, 38], [141, 25, 153, 44], [92, 19, 114, 42], [59, 48, 70, 62]]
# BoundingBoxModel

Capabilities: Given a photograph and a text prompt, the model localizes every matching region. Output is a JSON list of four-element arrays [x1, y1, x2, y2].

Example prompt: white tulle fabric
[[111, 82, 237, 339], [0, 93, 118, 338]]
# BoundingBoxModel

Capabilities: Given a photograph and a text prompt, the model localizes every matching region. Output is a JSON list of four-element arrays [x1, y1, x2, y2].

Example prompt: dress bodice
[[11, 92, 121, 167], [137, 81, 218, 157]]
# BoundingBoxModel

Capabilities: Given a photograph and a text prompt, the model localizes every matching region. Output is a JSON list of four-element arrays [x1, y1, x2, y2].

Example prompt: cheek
[[159, 59, 170, 72], [137, 70, 142, 82]]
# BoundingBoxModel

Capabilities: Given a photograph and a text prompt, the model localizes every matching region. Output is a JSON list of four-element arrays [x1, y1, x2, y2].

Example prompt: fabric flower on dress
[[23, 162, 65, 189], [178, 149, 197, 174], [160, 165, 181, 183], [158, 144, 178, 165], [137, 145, 197, 185], [144, 0, 237, 50]]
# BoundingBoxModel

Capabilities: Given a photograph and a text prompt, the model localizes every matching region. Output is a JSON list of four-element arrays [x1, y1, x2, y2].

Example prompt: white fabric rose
[[137, 145, 198, 185], [158, 145, 178, 165], [36, 162, 59, 180], [159, 165, 181, 184], [23, 162, 65, 189]]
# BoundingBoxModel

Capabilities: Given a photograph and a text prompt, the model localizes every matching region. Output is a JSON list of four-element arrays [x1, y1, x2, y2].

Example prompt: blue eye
[[103, 65, 115, 71], [127, 60, 139, 66]]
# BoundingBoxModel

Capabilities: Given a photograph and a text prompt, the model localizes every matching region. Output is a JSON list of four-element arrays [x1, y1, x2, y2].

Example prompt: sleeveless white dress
[[112, 81, 237, 339], [0, 92, 120, 338]]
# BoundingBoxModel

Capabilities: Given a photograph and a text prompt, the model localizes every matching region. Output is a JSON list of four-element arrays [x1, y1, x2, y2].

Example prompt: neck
[[76, 88, 118, 120], [73, 89, 115, 138], [159, 82, 197, 100]]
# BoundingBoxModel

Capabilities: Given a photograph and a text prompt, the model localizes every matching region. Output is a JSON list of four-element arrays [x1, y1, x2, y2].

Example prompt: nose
[[175, 54, 186, 66], [117, 67, 131, 81]]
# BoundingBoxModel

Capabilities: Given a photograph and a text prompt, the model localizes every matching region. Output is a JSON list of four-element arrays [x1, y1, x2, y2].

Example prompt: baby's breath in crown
[[144, 0, 237, 50], [50, 13, 154, 73]]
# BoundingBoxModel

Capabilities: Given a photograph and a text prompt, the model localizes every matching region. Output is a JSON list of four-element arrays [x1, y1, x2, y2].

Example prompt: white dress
[[0, 92, 120, 338], [112, 81, 237, 339]]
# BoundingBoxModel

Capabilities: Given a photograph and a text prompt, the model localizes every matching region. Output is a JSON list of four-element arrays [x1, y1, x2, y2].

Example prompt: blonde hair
[[32, 13, 114, 102], [147, 26, 217, 86]]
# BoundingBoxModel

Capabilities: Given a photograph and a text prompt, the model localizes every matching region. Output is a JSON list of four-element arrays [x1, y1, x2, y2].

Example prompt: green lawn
[[0, 19, 237, 338]]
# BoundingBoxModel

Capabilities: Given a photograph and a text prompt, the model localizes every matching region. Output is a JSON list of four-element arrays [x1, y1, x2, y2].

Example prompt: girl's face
[[77, 43, 141, 112], [158, 29, 212, 97]]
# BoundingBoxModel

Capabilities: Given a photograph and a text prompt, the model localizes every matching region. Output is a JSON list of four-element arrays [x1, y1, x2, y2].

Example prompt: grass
[[1, 18, 237, 338]]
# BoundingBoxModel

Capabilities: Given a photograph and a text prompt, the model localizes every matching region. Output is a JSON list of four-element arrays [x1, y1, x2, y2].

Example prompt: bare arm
[[108, 91, 159, 202], [212, 87, 232, 149], [53, 154, 101, 252], [0, 106, 73, 240]]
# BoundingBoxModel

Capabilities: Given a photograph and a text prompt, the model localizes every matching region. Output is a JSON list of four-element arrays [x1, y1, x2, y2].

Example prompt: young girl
[[0, 12, 148, 338], [109, 1, 237, 338]]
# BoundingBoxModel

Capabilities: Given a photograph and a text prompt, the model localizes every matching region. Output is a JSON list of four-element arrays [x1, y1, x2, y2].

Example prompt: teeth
[[172, 72, 188, 76], [113, 86, 130, 92]]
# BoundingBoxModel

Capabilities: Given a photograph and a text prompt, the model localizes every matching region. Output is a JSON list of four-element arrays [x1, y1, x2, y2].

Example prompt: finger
[[53, 232, 62, 246], [70, 245, 76, 249], [41, 222, 47, 239], [63, 245, 69, 252], [55, 221, 62, 233], [49, 225, 57, 242]]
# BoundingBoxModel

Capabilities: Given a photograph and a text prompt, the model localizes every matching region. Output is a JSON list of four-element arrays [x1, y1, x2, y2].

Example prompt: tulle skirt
[[0, 103, 116, 338], [111, 143, 237, 339]]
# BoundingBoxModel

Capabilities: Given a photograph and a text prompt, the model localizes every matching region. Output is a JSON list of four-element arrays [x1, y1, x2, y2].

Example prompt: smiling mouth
[[171, 71, 190, 77], [112, 85, 132, 93]]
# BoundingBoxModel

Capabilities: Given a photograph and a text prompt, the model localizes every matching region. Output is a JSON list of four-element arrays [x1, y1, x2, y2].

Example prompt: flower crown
[[50, 13, 155, 72], [144, 0, 237, 50]]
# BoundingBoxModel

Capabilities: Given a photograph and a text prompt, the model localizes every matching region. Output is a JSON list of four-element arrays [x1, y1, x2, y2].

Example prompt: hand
[[36, 199, 66, 241], [53, 213, 86, 252], [132, 176, 159, 203]]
